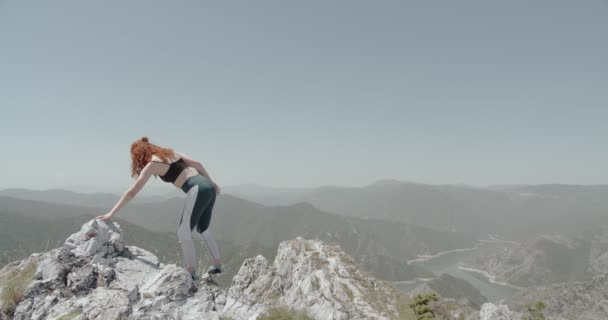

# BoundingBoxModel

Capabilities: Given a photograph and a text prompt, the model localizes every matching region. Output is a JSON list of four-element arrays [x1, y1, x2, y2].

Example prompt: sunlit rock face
[[1, 220, 409, 320]]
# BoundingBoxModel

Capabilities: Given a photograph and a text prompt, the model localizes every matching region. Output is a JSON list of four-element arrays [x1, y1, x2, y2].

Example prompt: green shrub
[[409, 293, 439, 320], [0, 259, 38, 316], [522, 301, 546, 320], [257, 306, 313, 320], [395, 292, 418, 320]]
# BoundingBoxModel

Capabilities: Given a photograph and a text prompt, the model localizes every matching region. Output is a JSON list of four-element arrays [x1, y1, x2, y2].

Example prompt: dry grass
[[0, 259, 38, 316], [395, 292, 418, 320], [257, 306, 313, 320], [341, 282, 354, 301]]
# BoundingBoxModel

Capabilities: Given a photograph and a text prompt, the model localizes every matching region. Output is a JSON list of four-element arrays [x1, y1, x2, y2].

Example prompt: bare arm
[[179, 152, 213, 181], [178, 152, 221, 194], [97, 162, 154, 220]]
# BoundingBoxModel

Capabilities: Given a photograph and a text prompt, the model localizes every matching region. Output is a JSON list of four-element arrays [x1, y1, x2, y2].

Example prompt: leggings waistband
[[181, 174, 213, 194]]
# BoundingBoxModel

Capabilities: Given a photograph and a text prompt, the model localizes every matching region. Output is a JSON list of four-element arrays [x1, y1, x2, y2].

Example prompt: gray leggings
[[177, 175, 220, 273]]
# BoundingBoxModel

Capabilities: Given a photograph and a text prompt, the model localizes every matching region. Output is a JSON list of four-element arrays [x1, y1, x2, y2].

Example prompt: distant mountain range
[[222, 184, 313, 206], [0, 188, 177, 208], [0, 191, 478, 282], [227, 181, 608, 240]]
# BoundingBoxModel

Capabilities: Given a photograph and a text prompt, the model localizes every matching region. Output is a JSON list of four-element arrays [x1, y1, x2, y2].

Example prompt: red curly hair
[[130, 137, 175, 178]]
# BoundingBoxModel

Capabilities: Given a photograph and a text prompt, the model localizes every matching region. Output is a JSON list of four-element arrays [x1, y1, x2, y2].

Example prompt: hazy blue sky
[[1, 0, 607, 192]]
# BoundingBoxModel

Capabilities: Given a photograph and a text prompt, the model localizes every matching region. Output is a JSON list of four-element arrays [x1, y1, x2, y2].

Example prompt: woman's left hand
[[96, 212, 114, 221], [211, 181, 221, 195]]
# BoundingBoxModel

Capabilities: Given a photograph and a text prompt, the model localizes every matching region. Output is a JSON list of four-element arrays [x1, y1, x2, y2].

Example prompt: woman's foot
[[206, 265, 224, 276]]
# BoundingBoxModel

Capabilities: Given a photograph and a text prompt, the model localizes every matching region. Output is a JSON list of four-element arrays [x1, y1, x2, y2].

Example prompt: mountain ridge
[[1, 194, 475, 282]]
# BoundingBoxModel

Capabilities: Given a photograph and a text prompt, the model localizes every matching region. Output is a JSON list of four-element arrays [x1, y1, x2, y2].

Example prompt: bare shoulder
[[150, 154, 164, 162], [176, 151, 195, 162], [175, 151, 190, 161], [146, 155, 168, 176], [175, 151, 199, 166]]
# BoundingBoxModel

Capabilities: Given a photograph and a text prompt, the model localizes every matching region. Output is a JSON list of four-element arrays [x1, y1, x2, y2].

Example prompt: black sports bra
[[153, 157, 188, 183]]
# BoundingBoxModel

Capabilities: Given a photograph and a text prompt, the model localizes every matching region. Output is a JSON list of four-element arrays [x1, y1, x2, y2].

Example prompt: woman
[[96, 136, 223, 280]]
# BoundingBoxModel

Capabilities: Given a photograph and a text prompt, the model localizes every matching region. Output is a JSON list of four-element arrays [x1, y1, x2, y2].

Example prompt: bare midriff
[[173, 167, 199, 189]]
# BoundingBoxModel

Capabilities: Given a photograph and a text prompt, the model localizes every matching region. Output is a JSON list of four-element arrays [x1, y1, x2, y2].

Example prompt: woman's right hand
[[96, 212, 114, 221]]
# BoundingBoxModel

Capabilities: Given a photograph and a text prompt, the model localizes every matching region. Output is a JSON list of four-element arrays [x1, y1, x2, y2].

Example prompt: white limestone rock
[[224, 238, 407, 320], [480, 303, 521, 320], [63, 219, 123, 258], [2, 220, 417, 320], [81, 287, 131, 320], [139, 264, 194, 301]]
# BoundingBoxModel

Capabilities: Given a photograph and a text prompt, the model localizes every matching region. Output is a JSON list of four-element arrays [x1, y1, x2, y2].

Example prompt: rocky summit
[[0, 219, 411, 320]]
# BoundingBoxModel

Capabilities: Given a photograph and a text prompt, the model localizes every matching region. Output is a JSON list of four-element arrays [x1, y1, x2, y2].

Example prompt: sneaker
[[206, 265, 224, 276]]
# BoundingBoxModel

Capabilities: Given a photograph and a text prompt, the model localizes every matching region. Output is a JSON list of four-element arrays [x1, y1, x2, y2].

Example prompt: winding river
[[394, 241, 520, 302]]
